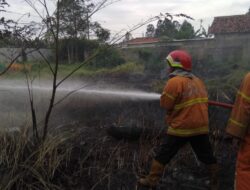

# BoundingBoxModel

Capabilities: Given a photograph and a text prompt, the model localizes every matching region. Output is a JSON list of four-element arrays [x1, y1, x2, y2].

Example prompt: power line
[[4, 10, 40, 18]]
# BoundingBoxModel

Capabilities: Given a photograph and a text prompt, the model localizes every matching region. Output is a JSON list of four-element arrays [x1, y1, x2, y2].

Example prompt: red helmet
[[166, 50, 192, 71]]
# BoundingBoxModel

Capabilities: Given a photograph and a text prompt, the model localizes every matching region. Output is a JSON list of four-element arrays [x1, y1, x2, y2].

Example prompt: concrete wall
[[120, 33, 250, 66], [0, 48, 52, 63]]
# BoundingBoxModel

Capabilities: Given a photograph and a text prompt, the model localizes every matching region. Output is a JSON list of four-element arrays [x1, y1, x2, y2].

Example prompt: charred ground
[[0, 68, 239, 189]]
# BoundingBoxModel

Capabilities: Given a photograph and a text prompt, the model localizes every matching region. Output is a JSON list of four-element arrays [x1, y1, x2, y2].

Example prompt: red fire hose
[[208, 100, 233, 109]]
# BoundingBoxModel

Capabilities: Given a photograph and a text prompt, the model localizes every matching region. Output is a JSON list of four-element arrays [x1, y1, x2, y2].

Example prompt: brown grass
[[0, 115, 235, 190]]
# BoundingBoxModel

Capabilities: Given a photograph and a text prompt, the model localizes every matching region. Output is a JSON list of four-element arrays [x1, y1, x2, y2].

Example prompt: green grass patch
[[1, 61, 144, 80]]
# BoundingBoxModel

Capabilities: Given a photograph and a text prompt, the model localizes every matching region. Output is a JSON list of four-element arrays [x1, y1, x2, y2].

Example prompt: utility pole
[[87, 12, 90, 40]]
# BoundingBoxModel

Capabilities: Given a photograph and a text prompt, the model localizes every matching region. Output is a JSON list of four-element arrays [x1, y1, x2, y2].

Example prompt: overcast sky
[[2, 0, 250, 38]]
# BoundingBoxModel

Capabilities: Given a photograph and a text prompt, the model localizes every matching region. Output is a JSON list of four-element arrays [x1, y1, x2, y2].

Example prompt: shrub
[[58, 38, 99, 64], [137, 49, 165, 74], [91, 46, 125, 68]]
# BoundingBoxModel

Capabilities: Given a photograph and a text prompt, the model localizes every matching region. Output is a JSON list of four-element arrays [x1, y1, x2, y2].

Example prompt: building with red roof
[[126, 37, 160, 45], [209, 14, 250, 36], [120, 37, 161, 48]]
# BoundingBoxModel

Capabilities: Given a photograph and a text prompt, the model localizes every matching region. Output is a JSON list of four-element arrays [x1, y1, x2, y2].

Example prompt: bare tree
[[22, 0, 123, 141], [21, 0, 191, 142]]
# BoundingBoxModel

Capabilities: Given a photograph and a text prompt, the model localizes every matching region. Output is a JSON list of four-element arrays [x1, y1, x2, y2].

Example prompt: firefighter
[[226, 72, 250, 190], [138, 50, 220, 189]]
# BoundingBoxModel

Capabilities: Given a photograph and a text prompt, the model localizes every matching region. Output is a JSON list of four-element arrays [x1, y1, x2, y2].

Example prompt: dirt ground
[[49, 71, 237, 190], [61, 120, 236, 190], [53, 98, 236, 190], [0, 78, 236, 189]]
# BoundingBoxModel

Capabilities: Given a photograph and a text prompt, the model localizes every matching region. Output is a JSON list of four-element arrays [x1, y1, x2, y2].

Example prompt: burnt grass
[[0, 77, 237, 190], [51, 98, 235, 190]]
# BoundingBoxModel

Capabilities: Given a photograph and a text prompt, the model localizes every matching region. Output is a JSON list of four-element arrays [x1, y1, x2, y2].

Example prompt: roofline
[[211, 31, 250, 34], [214, 14, 249, 19], [128, 40, 159, 43], [130, 37, 159, 39]]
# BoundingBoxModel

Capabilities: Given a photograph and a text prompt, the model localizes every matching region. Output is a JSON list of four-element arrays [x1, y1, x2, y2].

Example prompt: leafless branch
[[88, 0, 121, 18], [25, 0, 56, 40], [21, 0, 192, 142], [43, 0, 60, 140], [56, 49, 100, 87], [24, 66, 39, 141], [53, 84, 90, 107], [37, 50, 54, 75], [109, 12, 193, 45], [0, 48, 40, 76], [57, 12, 191, 87]]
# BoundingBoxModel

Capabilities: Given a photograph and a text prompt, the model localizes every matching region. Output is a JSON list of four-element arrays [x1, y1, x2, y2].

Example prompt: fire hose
[[107, 100, 234, 140], [208, 100, 233, 109]]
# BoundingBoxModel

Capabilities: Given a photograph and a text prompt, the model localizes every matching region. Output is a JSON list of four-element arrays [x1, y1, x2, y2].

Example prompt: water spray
[[0, 82, 234, 108]]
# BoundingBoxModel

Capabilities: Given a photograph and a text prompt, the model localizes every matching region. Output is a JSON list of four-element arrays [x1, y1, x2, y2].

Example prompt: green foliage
[[56, 0, 109, 41], [190, 53, 250, 101], [86, 61, 144, 78], [147, 18, 201, 40], [155, 18, 178, 39], [95, 27, 110, 42], [57, 0, 91, 38], [247, 7, 250, 14], [110, 61, 144, 74], [58, 38, 99, 63], [91, 46, 125, 68], [175, 20, 195, 39], [195, 25, 210, 38], [205, 65, 248, 91], [138, 49, 165, 74], [138, 49, 152, 61], [92, 22, 110, 42], [145, 24, 155, 37], [124, 32, 133, 42], [145, 59, 165, 74], [4, 60, 143, 79]]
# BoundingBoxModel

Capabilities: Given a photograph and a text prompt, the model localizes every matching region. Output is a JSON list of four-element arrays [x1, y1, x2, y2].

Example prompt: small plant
[[91, 46, 126, 68]]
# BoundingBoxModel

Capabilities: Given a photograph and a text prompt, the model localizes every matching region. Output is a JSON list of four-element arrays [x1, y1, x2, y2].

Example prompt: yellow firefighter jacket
[[226, 72, 250, 139], [226, 72, 250, 190], [160, 73, 209, 137]]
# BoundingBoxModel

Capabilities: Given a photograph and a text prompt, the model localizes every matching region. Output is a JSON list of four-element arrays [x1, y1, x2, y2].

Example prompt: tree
[[54, 0, 111, 62], [124, 31, 132, 41], [57, 0, 110, 40], [145, 24, 155, 37], [0, 1, 15, 40], [22, 0, 122, 141], [0, 0, 8, 13], [194, 19, 211, 38], [0, 3, 197, 187], [155, 18, 178, 39], [176, 20, 195, 39], [95, 27, 110, 42], [57, 0, 91, 38], [247, 7, 250, 15], [92, 22, 110, 42], [16, 0, 193, 143]]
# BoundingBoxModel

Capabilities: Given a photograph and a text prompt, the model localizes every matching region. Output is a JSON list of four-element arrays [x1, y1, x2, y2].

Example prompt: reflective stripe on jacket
[[235, 137, 250, 190], [226, 72, 250, 190], [160, 75, 209, 137], [226, 72, 250, 139]]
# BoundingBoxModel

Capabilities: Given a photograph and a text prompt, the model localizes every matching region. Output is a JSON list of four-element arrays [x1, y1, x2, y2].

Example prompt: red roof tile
[[127, 37, 160, 45], [209, 14, 250, 34]]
